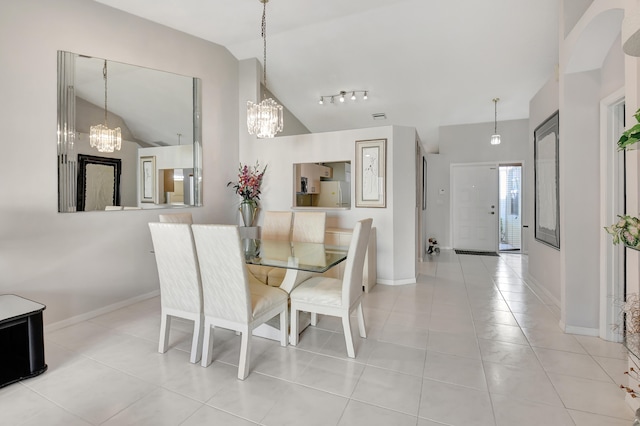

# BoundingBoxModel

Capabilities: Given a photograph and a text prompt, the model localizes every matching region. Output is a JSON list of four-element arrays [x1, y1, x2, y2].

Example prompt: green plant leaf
[[619, 110, 640, 150]]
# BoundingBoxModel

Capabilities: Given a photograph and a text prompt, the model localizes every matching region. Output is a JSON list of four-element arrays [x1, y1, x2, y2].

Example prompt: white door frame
[[498, 163, 523, 252], [599, 87, 625, 342]]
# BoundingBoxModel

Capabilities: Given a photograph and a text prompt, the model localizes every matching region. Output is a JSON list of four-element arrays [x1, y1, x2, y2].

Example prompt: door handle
[[489, 212, 495, 214]]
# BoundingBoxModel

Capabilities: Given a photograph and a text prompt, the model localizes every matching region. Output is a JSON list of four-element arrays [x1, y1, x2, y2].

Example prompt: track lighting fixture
[[318, 90, 368, 105]]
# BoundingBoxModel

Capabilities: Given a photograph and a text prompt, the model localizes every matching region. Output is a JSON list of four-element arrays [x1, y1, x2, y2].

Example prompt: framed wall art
[[77, 154, 121, 211], [140, 155, 156, 203], [534, 111, 560, 249], [355, 138, 386, 208]]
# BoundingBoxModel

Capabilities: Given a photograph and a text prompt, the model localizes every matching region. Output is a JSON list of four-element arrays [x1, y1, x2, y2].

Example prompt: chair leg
[[290, 305, 299, 346], [342, 314, 355, 358], [238, 328, 252, 380], [311, 312, 318, 326], [159, 313, 171, 354], [190, 317, 203, 363], [356, 302, 367, 338], [280, 307, 288, 347], [201, 321, 214, 367]]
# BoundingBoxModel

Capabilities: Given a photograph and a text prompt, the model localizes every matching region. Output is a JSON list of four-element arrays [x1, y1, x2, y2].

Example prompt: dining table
[[242, 238, 349, 340]]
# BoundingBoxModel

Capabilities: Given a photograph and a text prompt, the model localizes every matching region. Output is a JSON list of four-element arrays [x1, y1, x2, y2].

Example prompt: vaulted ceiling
[[92, 0, 559, 151]]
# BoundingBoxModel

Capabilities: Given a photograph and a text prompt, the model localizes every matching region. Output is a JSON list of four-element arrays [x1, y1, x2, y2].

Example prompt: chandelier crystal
[[90, 60, 121, 152], [247, 0, 284, 139], [247, 98, 283, 138]]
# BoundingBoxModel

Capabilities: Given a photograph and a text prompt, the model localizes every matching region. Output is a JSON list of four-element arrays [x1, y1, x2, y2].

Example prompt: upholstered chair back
[[292, 211, 326, 243], [159, 212, 193, 224], [148, 222, 202, 314], [342, 218, 373, 307], [192, 224, 252, 324], [261, 211, 293, 240]]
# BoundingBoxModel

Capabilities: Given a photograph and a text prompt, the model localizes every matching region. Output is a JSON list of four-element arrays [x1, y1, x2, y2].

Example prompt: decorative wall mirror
[[57, 51, 202, 212], [293, 161, 351, 209]]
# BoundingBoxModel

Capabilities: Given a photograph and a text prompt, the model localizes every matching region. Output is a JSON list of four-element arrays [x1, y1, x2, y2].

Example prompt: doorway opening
[[599, 92, 625, 342], [498, 164, 522, 252]]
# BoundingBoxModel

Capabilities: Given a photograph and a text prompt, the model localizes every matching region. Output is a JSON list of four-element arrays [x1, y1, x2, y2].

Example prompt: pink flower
[[227, 161, 267, 202]]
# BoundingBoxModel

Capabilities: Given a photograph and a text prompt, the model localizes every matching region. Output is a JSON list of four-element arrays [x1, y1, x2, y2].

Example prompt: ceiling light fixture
[[247, 0, 283, 139], [318, 90, 368, 105], [89, 60, 121, 153], [491, 97, 501, 145]]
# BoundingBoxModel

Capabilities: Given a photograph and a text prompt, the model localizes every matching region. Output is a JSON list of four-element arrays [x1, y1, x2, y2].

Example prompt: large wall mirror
[[57, 51, 202, 212], [293, 161, 351, 209]]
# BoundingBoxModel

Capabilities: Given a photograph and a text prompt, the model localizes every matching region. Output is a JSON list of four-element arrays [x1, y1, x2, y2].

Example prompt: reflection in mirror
[[293, 161, 351, 208], [57, 51, 202, 212]]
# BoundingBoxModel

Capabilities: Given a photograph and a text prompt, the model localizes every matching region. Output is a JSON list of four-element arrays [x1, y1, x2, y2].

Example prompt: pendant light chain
[[103, 60, 109, 126], [261, 0, 267, 89], [493, 97, 498, 134], [246, 0, 283, 138], [490, 97, 501, 145]]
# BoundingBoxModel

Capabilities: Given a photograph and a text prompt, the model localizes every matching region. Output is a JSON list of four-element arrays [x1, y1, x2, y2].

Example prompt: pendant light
[[247, 0, 284, 139], [491, 97, 501, 145], [89, 60, 122, 152]]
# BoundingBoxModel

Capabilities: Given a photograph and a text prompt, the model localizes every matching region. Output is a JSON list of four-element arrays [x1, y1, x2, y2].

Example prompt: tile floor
[[1, 251, 636, 425]]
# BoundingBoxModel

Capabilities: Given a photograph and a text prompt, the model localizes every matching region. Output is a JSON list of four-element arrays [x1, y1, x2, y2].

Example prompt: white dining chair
[[159, 212, 193, 224], [289, 218, 372, 358], [148, 222, 203, 363], [192, 224, 289, 380], [262, 211, 293, 240], [267, 211, 326, 287], [291, 211, 326, 243], [247, 211, 292, 285]]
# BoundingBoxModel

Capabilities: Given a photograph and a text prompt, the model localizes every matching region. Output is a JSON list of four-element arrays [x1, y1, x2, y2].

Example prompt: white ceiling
[[92, 0, 560, 151]]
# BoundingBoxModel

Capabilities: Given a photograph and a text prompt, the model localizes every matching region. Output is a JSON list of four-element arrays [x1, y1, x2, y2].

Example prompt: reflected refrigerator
[[317, 181, 350, 207]]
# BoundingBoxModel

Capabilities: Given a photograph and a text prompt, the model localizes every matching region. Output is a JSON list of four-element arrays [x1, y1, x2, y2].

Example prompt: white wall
[[238, 125, 418, 285], [425, 119, 529, 248], [526, 0, 625, 333], [0, 0, 240, 326], [561, 69, 603, 332], [528, 77, 561, 304]]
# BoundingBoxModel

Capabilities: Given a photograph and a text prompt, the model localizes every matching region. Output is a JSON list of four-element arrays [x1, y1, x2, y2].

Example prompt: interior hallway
[[0, 251, 633, 425]]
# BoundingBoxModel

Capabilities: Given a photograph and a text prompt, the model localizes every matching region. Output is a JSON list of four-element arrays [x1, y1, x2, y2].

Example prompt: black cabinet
[[0, 295, 47, 387]]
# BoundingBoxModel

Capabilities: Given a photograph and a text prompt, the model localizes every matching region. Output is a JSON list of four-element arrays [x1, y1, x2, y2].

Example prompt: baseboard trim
[[377, 277, 417, 286], [524, 273, 561, 308], [560, 321, 599, 337], [45, 290, 160, 332]]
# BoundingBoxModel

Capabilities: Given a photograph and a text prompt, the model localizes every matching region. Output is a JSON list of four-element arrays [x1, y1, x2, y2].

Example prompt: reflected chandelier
[[90, 60, 122, 153], [490, 97, 501, 145], [247, 0, 284, 139]]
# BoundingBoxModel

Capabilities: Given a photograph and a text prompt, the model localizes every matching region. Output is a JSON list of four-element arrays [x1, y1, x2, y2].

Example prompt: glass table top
[[242, 239, 348, 273]]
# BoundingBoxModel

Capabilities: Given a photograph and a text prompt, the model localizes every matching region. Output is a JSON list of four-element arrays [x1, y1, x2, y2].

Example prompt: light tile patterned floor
[[1, 251, 635, 425]]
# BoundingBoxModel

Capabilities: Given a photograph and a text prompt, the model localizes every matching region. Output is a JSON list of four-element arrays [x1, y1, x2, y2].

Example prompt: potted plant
[[605, 215, 640, 249], [618, 108, 640, 150]]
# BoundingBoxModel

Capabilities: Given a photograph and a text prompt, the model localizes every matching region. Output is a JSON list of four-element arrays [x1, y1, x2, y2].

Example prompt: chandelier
[[90, 60, 121, 152], [247, 0, 283, 139], [490, 97, 501, 145], [318, 90, 368, 105]]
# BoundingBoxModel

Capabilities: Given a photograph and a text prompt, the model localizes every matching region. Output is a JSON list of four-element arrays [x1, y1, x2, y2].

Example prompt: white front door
[[452, 163, 499, 251]]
